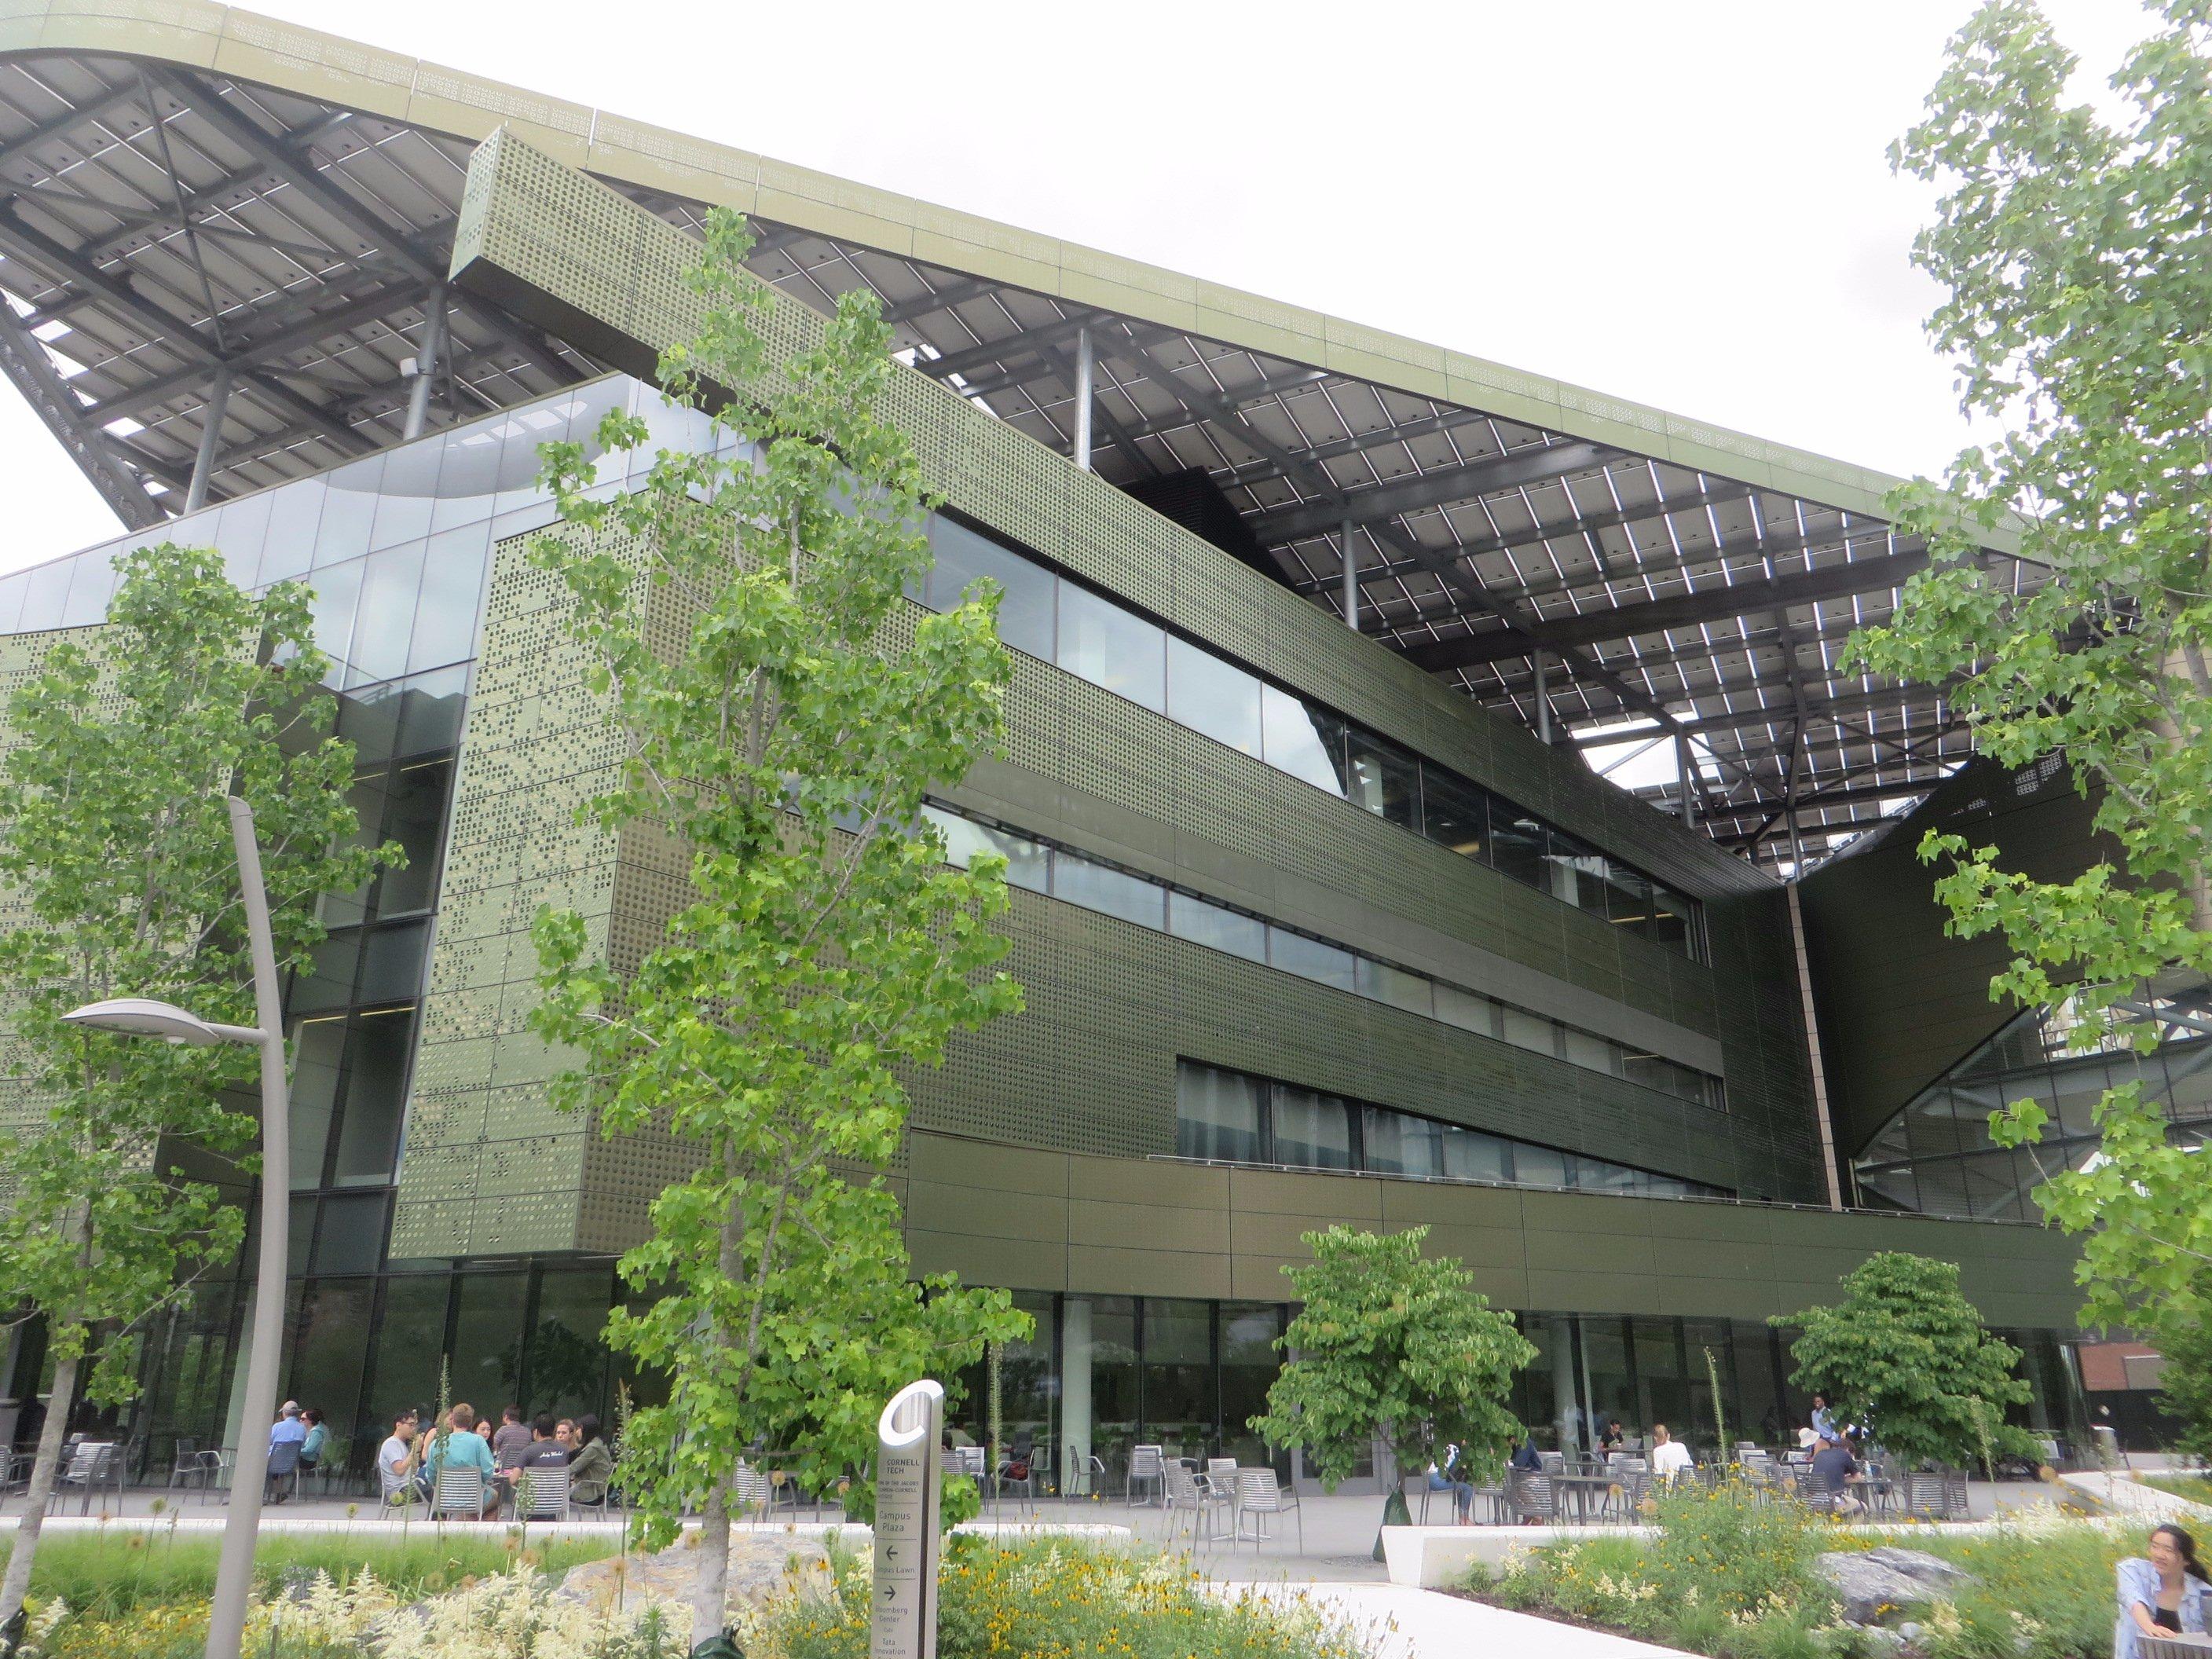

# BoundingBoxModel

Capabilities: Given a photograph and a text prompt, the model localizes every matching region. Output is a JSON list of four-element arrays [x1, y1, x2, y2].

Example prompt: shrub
[[769, 1536, 1364, 1659], [1646, 1478, 1832, 1619]]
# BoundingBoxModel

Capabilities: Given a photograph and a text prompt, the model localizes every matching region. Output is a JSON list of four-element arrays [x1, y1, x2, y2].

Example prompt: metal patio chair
[[1163, 1461, 1227, 1549], [1232, 1467, 1303, 1551], [512, 1463, 571, 1522], [431, 1465, 489, 1520], [1126, 1444, 1166, 1507]]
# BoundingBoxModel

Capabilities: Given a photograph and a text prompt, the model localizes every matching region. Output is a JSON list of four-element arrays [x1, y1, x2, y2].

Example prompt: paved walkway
[[1221, 1580, 1679, 1659]]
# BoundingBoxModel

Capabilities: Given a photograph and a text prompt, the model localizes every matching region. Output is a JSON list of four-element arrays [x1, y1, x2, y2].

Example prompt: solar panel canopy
[[0, 2, 2024, 872]]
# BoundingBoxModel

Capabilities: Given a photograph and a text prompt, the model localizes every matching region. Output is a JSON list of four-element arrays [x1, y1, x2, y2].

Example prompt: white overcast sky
[[2, 0, 2153, 571]]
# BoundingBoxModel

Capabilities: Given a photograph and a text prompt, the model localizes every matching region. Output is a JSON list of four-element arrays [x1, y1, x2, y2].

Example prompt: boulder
[[557, 1531, 840, 1613], [1813, 1547, 1975, 1626]]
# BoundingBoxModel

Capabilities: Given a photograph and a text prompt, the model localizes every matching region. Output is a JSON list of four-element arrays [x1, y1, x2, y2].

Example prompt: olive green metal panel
[[900, 1130, 2083, 1327], [390, 523, 626, 1259]]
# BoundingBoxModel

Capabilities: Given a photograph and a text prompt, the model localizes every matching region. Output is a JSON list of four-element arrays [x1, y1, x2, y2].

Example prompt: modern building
[[0, 2, 2177, 1488]]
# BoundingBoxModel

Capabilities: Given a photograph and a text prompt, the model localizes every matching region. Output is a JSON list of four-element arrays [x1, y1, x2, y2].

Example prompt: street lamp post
[[61, 797, 289, 1659]]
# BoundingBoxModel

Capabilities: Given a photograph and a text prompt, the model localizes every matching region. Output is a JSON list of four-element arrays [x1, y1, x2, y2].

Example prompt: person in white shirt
[[1650, 1423, 1694, 1484]]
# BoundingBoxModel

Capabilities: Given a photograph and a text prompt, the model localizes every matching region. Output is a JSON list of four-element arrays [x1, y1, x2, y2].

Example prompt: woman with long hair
[[566, 1412, 614, 1507], [2118, 1523, 2211, 1659]]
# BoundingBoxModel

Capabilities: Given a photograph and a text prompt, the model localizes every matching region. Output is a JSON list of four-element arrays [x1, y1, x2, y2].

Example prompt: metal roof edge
[[0, 0, 2024, 556]]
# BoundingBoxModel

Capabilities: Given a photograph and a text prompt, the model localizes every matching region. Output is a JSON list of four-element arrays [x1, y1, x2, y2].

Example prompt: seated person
[[492, 1405, 532, 1474], [1425, 1442, 1477, 1523], [298, 1408, 328, 1473], [378, 1410, 427, 1507], [2116, 1523, 2211, 1659], [1599, 1419, 1626, 1452], [519, 1412, 570, 1470], [566, 1414, 614, 1507], [1650, 1423, 1694, 1484], [1808, 1434, 1864, 1516], [425, 1404, 500, 1518], [1511, 1436, 1543, 1472], [266, 1403, 308, 1503]]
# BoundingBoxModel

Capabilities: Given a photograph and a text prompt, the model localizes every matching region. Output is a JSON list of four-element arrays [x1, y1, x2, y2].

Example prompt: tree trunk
[[0, 1347, 82, 1638], [690, 1478, 732, 1649]]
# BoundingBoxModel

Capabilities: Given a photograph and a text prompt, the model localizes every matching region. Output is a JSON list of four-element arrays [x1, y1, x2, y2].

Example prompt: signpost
[[872, 1379, 944, 1659]]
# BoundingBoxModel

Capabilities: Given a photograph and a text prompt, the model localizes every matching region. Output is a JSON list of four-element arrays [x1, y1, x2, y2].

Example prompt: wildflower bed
[[5, 1533, 1364, 1658], [2140, 1472, 2212, 1509], [1463, 1480, 2130, 1659]]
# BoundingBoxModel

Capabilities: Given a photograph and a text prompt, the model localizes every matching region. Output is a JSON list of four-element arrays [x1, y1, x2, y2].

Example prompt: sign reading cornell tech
[[873, 1382, 945, 1659]]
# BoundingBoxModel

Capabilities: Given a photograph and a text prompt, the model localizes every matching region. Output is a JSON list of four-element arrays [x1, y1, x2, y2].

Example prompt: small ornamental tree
[[2154, 1311, 2212, 1462], [528, 209, 1027, 1646], [1248, 1225, 1534, 1542], [1774, 1252, 2038, 1472], [0, 544, 392, 1635], [1858, 0, 2212, 1380]]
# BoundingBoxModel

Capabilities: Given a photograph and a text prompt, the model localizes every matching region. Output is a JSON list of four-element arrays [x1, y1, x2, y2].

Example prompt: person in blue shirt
[[424, 1404, 501, 1518], [1809, 1392, 1838, 1441], [298, 1408, 328, 1471], [2117, 1524, 2211, 1659]]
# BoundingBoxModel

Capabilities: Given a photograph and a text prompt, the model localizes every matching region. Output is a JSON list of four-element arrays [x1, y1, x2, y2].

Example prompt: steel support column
[[403, 284, 445, 441], [1677, 731, 1699, 826], [1341, 517, 1359, 632], [1534, 650, 1553, 745], [1071, 324, 1093, 471], [182, 369, 231, 512]]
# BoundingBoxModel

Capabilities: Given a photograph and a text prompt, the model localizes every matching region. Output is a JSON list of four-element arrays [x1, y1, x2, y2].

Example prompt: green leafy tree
[[1774, 1252, 2037, 1471], [2154, 1312, 2212, 1461], [0, 544, 391, 1634], [1248, 1225, 1534, 1544], [527, 208, 1027, 1645], [1856, 0, 2212, 1397]]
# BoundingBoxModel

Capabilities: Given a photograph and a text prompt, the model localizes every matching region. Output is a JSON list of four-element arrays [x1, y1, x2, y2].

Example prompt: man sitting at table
[[1809, 1434, 1865, 1516], [1650, 1423, 1694, 1485]]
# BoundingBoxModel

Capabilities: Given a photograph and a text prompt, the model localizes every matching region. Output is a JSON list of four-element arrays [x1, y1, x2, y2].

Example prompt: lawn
[[1465, 1478, 2144, 1659]]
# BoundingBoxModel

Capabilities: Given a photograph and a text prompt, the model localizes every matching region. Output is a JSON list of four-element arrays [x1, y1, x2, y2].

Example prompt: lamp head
[[60, 997, 225, 1046]]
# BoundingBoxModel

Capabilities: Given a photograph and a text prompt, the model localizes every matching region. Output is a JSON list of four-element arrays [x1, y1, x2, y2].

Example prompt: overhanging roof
[[0, 0, 2031, 870]]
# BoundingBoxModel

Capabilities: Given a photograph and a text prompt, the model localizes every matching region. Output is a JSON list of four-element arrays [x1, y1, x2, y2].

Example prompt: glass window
[[1142, 1299, 1214, 1459], [214, 489, 273, 589], [1562, 1027, 1619, 1075], [288, 930, 359, 1015], [1502, 1006, 1559, 1056], [1514, 1143, 1569, 1188], [1434, 983, 1500, 1036], [357, 921, 429, 1004], [925, 517, 1055, 659], [1259, 686, 1346, 797], [1648, 886, 1694, 956], [525, 1269, 615, 1420], [1166, 892, 1265, 963], [18, 557, 71, 632], [374, 758, 454, 917], [348, 542, 427, 687], [1544, 829, 1610, 916], [1362, 1107, 1443, 1177], [0, 573, 27, 632], [287, 1277, 376, 1445], [395, 665, 470, 756], [315, 455, 384, 567], [1219, 1303, 1284, 1468], [332, 1009, 414, 1187], [494, 397, 572, 514], [1270, 1085, 1354, 1170], [1061, 1295, 1136, 1486], [1343, 729, 1421, 828], [925, 808, 1051, 892], [1355, 958, 1433, 1016], [1441, 1124, 1511, 1182], [1490, 809, 1548, 888], [449, 1272, 528, 1416], [306, 557, 364, 687], [405, 524, 490, 674], [287, 1016, 347, 1190], [1165, 636, 1263, 757], [1053, 856, 1165, 929], [1422, 771, 1489, 858], [1268, 929, 1356, 992], [1604, 865, 1654, 936], [369, 1273, 451, 1423], [430, 423, 504, 533], [59, 554, 117, 628], [313, 1195, 388, 1275], [1177, 1063, 1265, 1162], [371, 440, 441, 551], [1055, 582, 1164, 712], [260, 479, 324, 584]]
